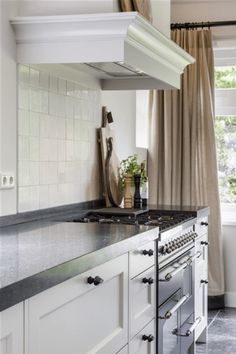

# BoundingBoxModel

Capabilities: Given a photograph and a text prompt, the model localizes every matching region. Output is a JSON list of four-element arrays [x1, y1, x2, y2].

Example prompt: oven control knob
[[166, 247, 172, 254], [159, 246, 166, 255]]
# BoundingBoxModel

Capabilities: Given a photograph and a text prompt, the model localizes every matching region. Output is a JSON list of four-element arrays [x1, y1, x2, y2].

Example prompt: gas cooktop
[[68, 208, 196, 232]]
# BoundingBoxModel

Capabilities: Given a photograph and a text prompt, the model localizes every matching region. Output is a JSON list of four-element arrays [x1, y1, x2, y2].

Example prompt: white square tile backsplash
[[18, 65, 101, 212]]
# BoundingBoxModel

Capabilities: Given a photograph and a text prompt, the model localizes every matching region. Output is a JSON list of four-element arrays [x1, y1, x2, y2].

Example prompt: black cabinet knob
[[87, 276, 104, 286], [142, 334, 154, 342], [142, 249, 154, 257], [201, 241, 209, 246], [201, 279, 208, 284], [142, 277, 154, 285], [201, 221, 209, 226]]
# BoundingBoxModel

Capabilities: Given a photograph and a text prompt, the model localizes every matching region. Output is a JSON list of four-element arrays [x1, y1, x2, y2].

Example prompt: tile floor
[[196, 308, 236, 353]]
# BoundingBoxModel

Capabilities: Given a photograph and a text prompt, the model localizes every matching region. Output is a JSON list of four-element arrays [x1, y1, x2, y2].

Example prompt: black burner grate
[[70, 210, 195, 231]]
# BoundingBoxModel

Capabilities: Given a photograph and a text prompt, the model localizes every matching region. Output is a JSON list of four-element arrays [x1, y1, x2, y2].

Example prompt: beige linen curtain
[[148, 29, 224, 297], [119, 0, 152, 22]]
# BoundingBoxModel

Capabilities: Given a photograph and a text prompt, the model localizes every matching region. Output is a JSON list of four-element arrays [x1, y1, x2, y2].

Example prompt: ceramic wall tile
[[18, 64, 101, 212]]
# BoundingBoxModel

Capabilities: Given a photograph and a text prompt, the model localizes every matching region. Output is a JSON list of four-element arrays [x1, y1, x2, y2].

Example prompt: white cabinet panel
[[195, 263, 208, 340], [25, 254, 128, 354], [130, 320, 155, 354], [130, 266, 155, 339], [117, 345, 128, 354], [194, 232, 208, 342], [0, 303, 24, 354]]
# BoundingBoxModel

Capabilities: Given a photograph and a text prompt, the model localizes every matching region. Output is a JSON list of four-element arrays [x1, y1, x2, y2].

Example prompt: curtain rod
[[171, 20, 236, 30]]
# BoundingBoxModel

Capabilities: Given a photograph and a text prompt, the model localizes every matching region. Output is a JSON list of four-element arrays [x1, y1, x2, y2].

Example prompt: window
[[215, 66, 236, 224]]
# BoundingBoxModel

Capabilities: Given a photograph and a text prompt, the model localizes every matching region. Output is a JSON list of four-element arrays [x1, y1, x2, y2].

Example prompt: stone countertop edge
[[0, 226, 158, 312]]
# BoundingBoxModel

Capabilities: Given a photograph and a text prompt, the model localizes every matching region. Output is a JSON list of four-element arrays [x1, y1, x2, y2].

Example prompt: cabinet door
[[195, 262, 208, 340], [0, 303, 24, 354], [25, 254, 128, 354], [130, 266, 155, 339], [130, 320, 155, 354]]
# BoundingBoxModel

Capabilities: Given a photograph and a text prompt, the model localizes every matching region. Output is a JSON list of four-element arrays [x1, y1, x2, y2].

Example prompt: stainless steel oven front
[[157, 226, 200, 354]]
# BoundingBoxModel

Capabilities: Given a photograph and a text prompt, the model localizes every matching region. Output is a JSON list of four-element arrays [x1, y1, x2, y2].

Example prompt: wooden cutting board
[[98, 107, 122, 207]]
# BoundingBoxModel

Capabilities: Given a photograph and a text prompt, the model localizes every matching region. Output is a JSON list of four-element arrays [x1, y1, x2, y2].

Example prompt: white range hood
[[10, 12, 195, 90]]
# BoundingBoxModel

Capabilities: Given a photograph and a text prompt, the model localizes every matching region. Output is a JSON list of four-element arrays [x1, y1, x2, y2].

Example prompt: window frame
[[214, 63, 236, 225]]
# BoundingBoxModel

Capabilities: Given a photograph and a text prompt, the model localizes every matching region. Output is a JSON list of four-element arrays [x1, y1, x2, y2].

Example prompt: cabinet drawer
[[195, 217, 208, 237], [195, 234, 208, 267], [129, 241, 155, 279], [130, 266, 155, 339], [130, 320, 155, 354], [25, 254, 128, 354]]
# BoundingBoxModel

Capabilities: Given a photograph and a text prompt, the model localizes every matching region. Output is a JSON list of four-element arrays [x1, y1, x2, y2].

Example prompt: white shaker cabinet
[[25, 254, 128, 354], [194, 218, 209, 342], [0, 303, 24, 354]]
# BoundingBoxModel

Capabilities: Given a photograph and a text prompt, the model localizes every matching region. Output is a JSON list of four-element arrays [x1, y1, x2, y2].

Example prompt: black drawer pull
[[142, 277, 154, 285], [201, 279, 208, 284], [201, 241, 209, 246], [142, 249, 154, 256], [87, 276, 104, 286], [201, 221, 208, 226], [142, 334, 154, 342]]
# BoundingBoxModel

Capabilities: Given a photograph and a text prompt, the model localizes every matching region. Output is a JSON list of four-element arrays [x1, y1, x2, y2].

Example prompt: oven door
[[158, 289, 185, 354], [159, 248, 194, 307]]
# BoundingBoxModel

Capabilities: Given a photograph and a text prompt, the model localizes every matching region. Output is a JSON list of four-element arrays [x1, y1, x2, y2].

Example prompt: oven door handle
[[172, 317, 202, 337], [159, 261, 190, 282], [189, 251, 202, 262], [159, 294, 189, 319]]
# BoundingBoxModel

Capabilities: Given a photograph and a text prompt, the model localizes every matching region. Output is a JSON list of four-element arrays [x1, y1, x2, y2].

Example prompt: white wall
[[18, 0, 119, 16], [151, 0, 170, 37], [171, 0, 236, 307], [171, 0, 236, 48], [101, 91, 147, 162], [0, 1, 18, 216]]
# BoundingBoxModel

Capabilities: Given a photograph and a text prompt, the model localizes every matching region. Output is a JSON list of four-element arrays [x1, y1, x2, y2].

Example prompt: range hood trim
[[10, 12, 195, 90]]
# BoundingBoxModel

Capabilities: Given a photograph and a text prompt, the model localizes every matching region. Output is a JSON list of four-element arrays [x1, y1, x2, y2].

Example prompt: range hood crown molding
[[10, 12, 195, 90]]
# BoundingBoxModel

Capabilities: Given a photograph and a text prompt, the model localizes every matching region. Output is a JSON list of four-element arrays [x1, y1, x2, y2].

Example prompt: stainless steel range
[[68, 207, 200, 354]]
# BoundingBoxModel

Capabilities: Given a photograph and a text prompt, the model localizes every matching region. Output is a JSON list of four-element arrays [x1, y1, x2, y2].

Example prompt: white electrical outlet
[[0, 173, 15, 189]]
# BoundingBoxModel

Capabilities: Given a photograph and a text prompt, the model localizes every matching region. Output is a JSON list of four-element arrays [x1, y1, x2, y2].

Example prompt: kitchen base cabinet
[[25, 254, 128, 354], [129, 320, 155, 354], [0, 303, 24, 354]]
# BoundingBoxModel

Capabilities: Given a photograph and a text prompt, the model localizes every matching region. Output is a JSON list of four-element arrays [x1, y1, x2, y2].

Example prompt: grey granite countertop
[[0, 219, 158, 311]]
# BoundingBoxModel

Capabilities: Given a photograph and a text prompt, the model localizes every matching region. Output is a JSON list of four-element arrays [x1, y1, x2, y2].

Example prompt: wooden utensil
[[98, 106, 122, 207]]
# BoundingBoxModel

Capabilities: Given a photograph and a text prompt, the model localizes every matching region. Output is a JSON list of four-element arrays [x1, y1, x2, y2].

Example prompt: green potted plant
[[119, 155, 148, 208], [119, 154, 147, 189]]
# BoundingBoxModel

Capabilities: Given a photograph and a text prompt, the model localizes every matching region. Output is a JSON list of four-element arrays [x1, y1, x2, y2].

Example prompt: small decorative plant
[[119, 154, 147, 189]]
